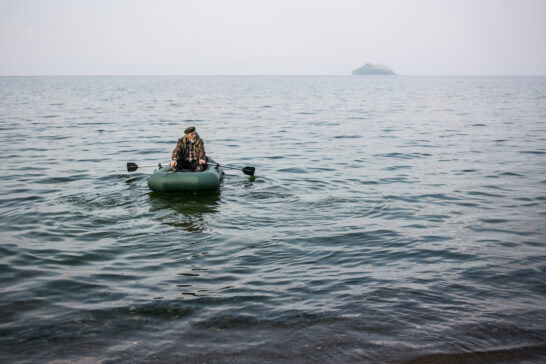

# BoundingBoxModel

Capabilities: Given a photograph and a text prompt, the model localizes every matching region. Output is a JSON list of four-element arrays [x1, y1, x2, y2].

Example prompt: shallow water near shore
[[1, 75, 545, 363]]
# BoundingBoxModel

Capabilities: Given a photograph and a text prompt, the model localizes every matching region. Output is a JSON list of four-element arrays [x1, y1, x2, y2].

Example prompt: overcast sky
[[1, 0, 545, 76]]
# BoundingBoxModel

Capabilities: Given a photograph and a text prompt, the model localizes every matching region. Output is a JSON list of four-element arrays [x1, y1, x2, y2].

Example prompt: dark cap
[[184, 126, 196, 134]]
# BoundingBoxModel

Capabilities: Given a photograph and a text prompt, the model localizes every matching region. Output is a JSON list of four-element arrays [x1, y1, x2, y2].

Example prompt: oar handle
[[127, 162, 164, 172], [208, 162, 237, 171], [208, 162, 255, 176]]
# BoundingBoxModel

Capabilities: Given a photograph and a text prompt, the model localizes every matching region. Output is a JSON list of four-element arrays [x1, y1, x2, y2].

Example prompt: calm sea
[[0, 75, 545, 363]]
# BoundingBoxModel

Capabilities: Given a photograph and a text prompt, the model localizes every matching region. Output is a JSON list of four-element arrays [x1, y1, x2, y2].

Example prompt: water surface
[[1, 76, 545, 363]]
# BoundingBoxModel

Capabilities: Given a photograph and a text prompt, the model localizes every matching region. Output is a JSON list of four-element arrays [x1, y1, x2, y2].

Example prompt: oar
[[126, 162, 164, 172], [208, 162, 255, 176], [127, 161, 255, 176]]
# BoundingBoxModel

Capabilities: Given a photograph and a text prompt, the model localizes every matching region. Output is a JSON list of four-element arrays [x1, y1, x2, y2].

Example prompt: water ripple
[[1, 75, 545, 363]]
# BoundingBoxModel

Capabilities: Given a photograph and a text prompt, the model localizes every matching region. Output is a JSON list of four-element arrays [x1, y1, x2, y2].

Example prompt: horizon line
[[1, 74, 545, 78]]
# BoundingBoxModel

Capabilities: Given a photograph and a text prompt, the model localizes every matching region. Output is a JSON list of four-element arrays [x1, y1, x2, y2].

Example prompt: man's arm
[[198, 141, 207, 164], [171, 138, 183, 160]]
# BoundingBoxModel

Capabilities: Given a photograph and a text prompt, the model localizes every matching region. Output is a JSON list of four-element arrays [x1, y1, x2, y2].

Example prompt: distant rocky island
[[352, 63, 396, 75]]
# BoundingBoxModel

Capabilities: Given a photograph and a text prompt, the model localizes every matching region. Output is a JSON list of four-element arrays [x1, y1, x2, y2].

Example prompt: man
[[170, 126, 207, 172]]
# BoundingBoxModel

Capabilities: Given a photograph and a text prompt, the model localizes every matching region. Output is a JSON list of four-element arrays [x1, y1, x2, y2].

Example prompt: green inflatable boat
[[147, 159, 224, 193]]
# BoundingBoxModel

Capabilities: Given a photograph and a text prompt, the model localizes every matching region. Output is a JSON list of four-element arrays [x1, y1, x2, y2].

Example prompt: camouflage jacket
[[171, 133, 206, 162]]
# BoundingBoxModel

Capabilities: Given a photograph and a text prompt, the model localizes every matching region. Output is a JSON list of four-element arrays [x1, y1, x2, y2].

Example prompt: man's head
[[185, 126, 197, 141]]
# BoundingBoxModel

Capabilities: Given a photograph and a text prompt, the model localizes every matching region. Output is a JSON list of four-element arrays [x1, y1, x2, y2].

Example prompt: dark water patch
[[148, 191, 220, 215], [35, 175, 80, 184], [276, 167, 307, 173], [52, 251, 121, 266], [334, 135, 363, 139], [423, 214, 451, 223], [466, 225, 538, 237], [389, 245, 475, 264], [375, 152, 432, 160], [182, 292, 202, 297], [75, 158, 107, 163], [308, 229, 402, 248], [378, 176, 414, 184], [517, 240, 546, 249], [159, 218, 209, 233], [265, 155, 286, 159], [481, 184, 510, 191], [0, 298, 49, 322], [0, 195, 45, 207], [405, 345, 546, 364], [513, 196, 535, 202], [77, 230, 123, 241], [0, 264, 54, 282], [19, 147, 49, 152], [134, 148, 162, 155], [9, 251, 66, 267], [249, 191, 295, 201], [18, 229, 66, 243], [498, 241, 519, 248], [499, 171, 525, 177], [43, 278, 107, 294], [308, 195, 363, 208], [386, 193, 460, 203], [1, 317, 387, 363], [405, 223, 428, 229], [142, 324, 393, 363], [384, 165, 412, 171], [63, 193, 135, 210], [467, 191, 505, 198], [0, 244, 20, 260], [519, 150, 546, 155], [45, 134, 70, 140], [479, 218, 511, 224], [124, 177, 138, 184], [90, 273, 142, 282], [359, 180, 379, 185], [303, 178, 331, 189], [178, 272, 200, 277]]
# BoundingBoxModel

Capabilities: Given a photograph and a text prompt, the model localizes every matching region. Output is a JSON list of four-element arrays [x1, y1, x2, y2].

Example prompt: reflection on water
[[244, 175, 257, 187], [148, 190, 221, 233]]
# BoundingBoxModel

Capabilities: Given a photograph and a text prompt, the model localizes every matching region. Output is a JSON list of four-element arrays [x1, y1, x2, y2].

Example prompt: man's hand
[[170, 160, 177, 169], [199, 159, 206, 165]]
